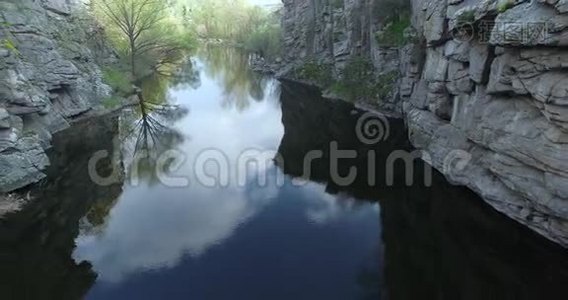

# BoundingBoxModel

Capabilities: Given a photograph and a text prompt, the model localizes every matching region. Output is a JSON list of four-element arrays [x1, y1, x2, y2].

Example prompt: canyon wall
[[0, 0, 116, 192], [281, 0, 568, 246], [280, 0, 403, 112]]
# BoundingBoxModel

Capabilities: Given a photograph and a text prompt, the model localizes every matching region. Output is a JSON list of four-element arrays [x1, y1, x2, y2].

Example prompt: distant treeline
[[178, 0, 282, 59], [91, 0, 281, 82]]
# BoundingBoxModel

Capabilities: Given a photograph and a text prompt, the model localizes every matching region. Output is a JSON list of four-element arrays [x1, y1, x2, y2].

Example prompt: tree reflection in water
[[198, 46, 276, 111], [0, 55, 201, 299], [120, 90, 189, 186]]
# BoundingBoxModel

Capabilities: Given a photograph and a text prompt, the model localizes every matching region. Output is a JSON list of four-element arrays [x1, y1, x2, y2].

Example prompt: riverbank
[[0, 0, 122, 193], [4, 50, 568, 298], [0, 0, 176, 196]]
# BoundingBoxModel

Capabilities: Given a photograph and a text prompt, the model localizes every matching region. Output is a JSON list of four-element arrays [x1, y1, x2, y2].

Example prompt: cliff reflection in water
[[1, 49, 568, 300], [0, 61, 195, 299], [276, 81, 568, 299], [0, 116, 123, 299]]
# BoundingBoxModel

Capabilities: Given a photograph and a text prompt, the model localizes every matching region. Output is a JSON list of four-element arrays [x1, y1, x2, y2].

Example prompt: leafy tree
[[96, 0, 167, 77], [188, 0, 282, 59], [94, 0, 194, 79]]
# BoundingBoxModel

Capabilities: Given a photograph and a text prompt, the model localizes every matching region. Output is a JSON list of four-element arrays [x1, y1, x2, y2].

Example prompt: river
[[1, 48, 568, 300]]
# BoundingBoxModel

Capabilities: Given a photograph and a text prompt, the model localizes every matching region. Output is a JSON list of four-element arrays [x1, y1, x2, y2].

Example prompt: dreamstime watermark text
[[87, 112, 474, 189]]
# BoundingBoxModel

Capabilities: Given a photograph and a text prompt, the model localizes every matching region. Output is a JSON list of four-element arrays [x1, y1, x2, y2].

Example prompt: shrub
[[244, 24, 282, 59], [375, 71, 399, 99], [103, 67, 132, 96], [375, 16, 411, 46], [342, 56, 374, 85], [456, 10, 475, 27], [331, 56, 376, 101], [102, 96, 121, 109], [296, 61, 334, 86]]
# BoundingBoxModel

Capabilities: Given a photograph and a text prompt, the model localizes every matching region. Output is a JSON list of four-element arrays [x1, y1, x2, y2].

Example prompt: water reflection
[[0, 116, 123, 299], [72, 51, 284, 285], [1, 48, 567, 300], [198, 46, 276, 111], [276, 81, 568, 299], [120, 97, 187, 186], [137, 57, 201, 106]]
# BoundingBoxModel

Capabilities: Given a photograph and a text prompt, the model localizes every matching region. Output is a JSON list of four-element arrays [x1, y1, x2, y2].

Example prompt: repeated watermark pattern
[[88, 112, 474, 189], [452, 21, 549, 44]]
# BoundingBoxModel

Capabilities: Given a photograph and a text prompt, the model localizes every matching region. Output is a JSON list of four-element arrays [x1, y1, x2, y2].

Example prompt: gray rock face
[[400, 0, 568, 246], [282, 0, 568, 247], [0, 0, 116, 192], [0, 108, 10, 129], [42, 0, 71, 15], [280, 0, 402, 112], [0, 136, 49, 193]]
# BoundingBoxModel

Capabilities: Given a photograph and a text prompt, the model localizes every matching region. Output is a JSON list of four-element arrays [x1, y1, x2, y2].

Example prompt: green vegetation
[[243, 22, 282, 59], [375, 16, 411, 47], [375, 71, 399, 99], [102, 96, 122, 109], [295, 56, 398, 103], [103, 67, 132, 96], [1, 38, 19, 56], [198, 46, 270, 111], [373, 0, 411, 47], [1, 21, 20, 56], [498, 0, 515, 13], [93, 0, 196, 79], [188, 0, 282, 59], [331, 56, 375, 100], [296, 61, 334, 86], [456, 10, 476, 27]]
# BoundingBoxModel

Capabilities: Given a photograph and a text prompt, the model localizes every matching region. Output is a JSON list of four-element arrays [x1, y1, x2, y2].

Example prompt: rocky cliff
[[280, 0, 404, 112], [0, 0, 116, 193], [281, 0, 568, 247]]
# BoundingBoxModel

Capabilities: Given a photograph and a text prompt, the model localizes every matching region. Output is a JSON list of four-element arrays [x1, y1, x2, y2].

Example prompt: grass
[[103, 67, 132, 96], [375, 16, 411, 47]]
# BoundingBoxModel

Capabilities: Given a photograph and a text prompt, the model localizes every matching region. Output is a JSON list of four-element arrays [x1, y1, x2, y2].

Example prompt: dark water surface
[[1, 48, 568, 300]]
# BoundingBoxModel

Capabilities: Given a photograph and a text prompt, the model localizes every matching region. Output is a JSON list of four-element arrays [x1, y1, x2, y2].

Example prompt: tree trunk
[[130, 38, 136, 79]]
